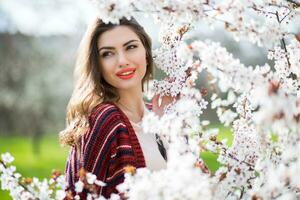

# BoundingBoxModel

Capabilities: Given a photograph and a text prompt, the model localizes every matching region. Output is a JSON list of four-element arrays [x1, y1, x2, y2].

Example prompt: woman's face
[[97, 25, 147, 93]]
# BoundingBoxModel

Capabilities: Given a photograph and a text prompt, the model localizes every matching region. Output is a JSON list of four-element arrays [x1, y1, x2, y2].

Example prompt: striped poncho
[[65, 102, 155, 199]]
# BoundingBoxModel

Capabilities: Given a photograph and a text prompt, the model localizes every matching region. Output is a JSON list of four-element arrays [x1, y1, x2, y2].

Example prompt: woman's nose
[[117, 51, 130, 67]]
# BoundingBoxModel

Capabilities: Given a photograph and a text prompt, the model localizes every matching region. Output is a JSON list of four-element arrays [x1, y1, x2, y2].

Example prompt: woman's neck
[[116, 87, 144, 123]]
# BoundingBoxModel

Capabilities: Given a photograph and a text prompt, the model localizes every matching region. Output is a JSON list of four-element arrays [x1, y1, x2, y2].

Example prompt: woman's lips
[[116, 67, 136, 80]]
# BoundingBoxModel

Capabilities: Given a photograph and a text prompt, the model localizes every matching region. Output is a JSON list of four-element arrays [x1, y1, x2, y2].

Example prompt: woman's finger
[[151, 94, 160, 109], [160, 95, 175, 107]]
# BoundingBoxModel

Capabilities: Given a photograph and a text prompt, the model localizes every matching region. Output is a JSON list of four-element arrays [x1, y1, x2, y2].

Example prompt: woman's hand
[[151, 94, 176, 117]]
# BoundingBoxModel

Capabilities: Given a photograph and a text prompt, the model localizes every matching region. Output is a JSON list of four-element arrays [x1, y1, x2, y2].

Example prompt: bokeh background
[[1, 0, 299, 199]]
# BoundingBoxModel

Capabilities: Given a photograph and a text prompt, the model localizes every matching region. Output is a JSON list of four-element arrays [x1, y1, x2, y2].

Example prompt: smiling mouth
[[116, 68, 136, 80], [119, 71, 134, 75]]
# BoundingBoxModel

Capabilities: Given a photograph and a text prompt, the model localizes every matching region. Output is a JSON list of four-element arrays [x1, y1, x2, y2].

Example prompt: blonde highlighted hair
[[59, 17, 153, 146]]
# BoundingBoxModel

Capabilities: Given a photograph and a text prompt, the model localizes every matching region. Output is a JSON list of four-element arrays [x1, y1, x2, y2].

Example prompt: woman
[[60, 17, 172, 199]]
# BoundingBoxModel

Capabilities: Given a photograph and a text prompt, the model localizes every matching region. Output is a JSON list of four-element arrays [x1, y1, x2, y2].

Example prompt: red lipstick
[[116, 67, 136, 80]]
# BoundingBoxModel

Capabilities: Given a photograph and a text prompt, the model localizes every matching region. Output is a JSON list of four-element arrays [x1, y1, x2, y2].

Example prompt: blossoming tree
[[1, 0, 300, 199]]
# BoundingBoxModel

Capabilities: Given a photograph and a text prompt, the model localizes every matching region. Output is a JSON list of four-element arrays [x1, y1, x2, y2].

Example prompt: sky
[[0, 0, 99, 35]]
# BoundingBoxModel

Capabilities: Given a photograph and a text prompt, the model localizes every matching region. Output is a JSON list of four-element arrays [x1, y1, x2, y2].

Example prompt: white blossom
[[75, 180, 84, 193], [86, 173, 97, 184], [1, 152, 14, 164]]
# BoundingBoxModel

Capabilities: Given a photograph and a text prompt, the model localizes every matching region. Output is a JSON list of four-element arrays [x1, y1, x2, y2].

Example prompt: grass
[[0, 126, 233, 199]]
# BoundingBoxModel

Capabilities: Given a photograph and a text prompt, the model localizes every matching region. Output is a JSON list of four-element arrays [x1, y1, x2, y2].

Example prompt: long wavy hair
[[59, 17, 153, 146]]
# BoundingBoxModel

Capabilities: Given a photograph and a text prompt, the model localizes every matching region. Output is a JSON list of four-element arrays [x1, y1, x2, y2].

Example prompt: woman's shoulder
[[88, 101, 152, 125], [83, 102, 127, 143], [88, 102, 122, 125]]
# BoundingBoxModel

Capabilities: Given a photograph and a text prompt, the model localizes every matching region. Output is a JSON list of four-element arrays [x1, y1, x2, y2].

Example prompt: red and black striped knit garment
[[65, 102, 150, 199]]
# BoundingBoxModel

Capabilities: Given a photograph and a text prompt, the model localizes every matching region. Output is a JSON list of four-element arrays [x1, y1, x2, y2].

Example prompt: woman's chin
[[117, 82, 143, 92]]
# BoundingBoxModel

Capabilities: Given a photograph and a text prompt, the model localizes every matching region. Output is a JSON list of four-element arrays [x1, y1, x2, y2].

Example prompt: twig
[[242, 96, 248, 120], [221, 147, 256, 168], [286, 0, 300, 7], [251, 5, 277, 15], [275, 11, 292, 69], [279, 9, 292, 23], [0, 160, 32, 192], [239, 186, 245, 199]]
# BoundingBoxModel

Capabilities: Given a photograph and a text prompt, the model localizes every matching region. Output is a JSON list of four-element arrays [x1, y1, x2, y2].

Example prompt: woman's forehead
[[97, 26, 140, 48]]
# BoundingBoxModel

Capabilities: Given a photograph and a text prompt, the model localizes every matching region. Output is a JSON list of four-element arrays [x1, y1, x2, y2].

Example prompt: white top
[[129, 105, 167, 171]]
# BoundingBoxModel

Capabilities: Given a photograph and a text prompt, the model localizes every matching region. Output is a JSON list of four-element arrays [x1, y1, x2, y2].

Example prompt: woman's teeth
[[120, 71, 134, 75]]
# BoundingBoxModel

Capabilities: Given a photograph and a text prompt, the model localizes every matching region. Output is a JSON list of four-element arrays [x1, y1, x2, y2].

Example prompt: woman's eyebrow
[[98, 39, 139, 52], [123, 39, 139, 46], [98, 46, 114, 52]]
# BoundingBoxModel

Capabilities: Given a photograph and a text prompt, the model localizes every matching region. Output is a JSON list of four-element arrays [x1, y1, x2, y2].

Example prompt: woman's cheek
[[136, 52, 147, 68]]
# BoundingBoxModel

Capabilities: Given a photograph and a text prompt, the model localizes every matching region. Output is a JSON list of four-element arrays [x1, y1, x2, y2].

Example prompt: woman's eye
[[127, 45, 137, 50], [101, 51, 113, 58]]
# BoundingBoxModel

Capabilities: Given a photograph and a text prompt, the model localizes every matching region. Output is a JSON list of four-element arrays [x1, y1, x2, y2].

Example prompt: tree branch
[[275, 11, 292, 69], [0, 160, 29, 191], [286, 0, 300, 7]]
